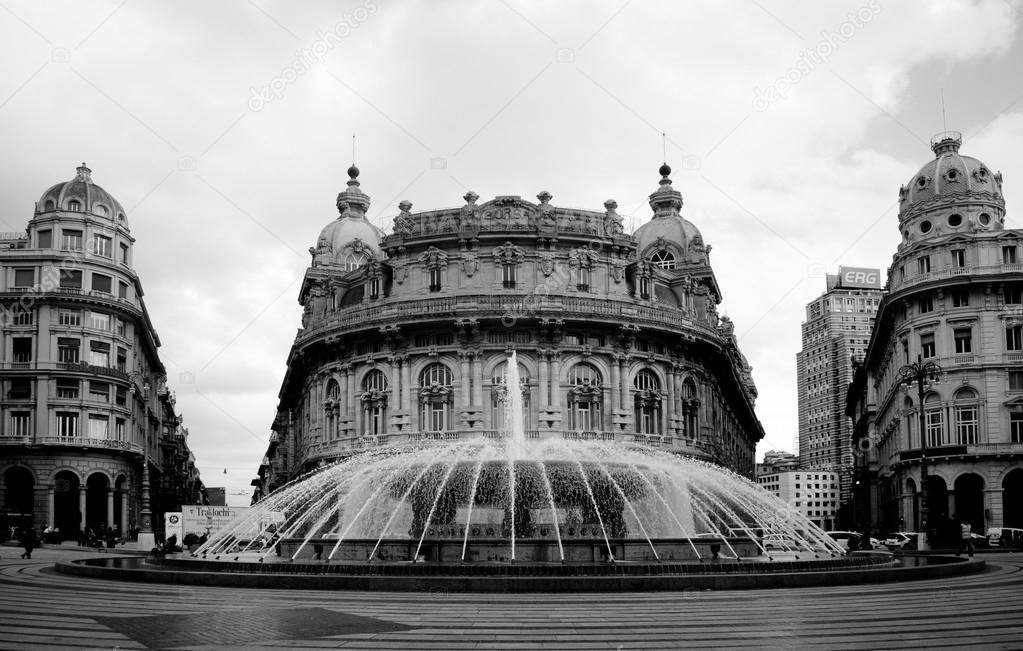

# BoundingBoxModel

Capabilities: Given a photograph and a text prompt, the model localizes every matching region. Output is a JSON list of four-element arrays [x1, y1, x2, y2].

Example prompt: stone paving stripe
[[93, 606, 413, 649]]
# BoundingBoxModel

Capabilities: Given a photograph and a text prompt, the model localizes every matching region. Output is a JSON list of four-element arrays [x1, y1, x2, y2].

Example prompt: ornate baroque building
[[0, 164, 204, 540], [850, 133, 1023, 537], [254, 164, 765, 498]]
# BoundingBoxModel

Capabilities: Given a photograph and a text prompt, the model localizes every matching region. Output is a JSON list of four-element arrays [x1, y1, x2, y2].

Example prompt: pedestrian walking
[[19, 527, 37, 559], [956, 517, 974, 557]]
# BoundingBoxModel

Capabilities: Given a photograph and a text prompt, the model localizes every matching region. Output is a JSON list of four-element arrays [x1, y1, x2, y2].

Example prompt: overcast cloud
[[1, 0, 1021, 505]]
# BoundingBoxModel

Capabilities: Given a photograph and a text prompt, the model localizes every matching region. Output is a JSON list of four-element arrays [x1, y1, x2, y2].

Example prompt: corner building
[[255, 165, 765, 496], [853, 133, 1023, 536], [0, 165, 203, 540]]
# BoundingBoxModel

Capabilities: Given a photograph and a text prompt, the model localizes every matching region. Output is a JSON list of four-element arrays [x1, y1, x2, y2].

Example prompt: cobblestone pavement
[[1, 546, 1022, 650]]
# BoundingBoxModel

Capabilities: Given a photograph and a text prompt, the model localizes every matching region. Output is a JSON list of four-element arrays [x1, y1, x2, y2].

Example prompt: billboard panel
[[838, 266, 881, 289]]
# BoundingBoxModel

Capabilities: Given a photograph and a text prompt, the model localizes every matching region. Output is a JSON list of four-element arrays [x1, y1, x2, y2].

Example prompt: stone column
[[667, 365, 677, 417], [472, 353, 484, 406], [538, 350, 549, 408], [47, 486, 55, 528], [339, 369, 348, 420], [390, 358, 401, 407], [106, 489, 115, 530], [346, 365, 356, 425], [459, 352, 471, 407], [402, 361, 412, 411], [78, 486, 87, 532], [550, 354, 562, 408], [610, 357, 621, 413], [120, 490, 129, 535], [619, 357, 629, 408]]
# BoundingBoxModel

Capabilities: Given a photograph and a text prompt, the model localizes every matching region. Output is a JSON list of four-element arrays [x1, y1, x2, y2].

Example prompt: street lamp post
[[130, 373, 155, 549], [896, 355, 941, 551]]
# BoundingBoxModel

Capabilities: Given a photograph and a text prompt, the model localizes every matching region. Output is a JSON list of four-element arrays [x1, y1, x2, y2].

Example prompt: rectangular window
[[37, 230, 52, 248], [429, 267, 441, 293], [59, 269, 83, 290], [1004, 246, 1018, 265], [89, 311, 109, 331], [56, 412, 78, 438], [956, 406, 978, 445], [118, 281, 128, 300], [8, 378, 31, 400], [56, 378, 79, 399], [921, 333, 936, 358], [919, 296, 933, 313], [56, 337, 79, 364], [954, 328, 972, 354], [10, 412, 30, 437], [925, 409, 944, 447], [12, 337, 32, 364], [115, 318, 125, 337], [58, 310, 81, 327], [1012, 413, 1023, 444], [918, 256, 931, 274], [61, 229, 83, 251], [119, 243, 129, 265], [89, 381, 109, 402], [1005, 287, 1023, 305], [93, 235, 112, 258], [13, 269, 34, 287], [1008, 325, 1023, 352], [115, 386, 127, 407], [502, 264, 517, 289], [87, 415, 108, 439], [11, 309, 33, 326], [89, 341, 110, 367], [952, 290, 969, 307], [1010, 371, 1023, 391], [115, 418, 126, 441], [116, 347, 127, 371], [91, 273, 112, 294], [577, 267, 591, 292], [952, 249, 966, 268]]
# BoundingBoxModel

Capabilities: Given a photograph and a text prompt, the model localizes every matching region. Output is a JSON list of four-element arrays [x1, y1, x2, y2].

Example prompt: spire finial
[[351, 133, 356, 166], [661, 131, 667, 165]]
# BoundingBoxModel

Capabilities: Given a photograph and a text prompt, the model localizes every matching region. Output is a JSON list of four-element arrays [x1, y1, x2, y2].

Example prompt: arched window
[[419, 363, 453, 431], [651, 250, 676, 270], [361, 370, 388, 436], [44, 199, 55, 211], [953, 388, 978, 445], [682, 379, 699, 439], [343, 252, 366, 271], [633, 369, 662, 435], [903, 397, 916, 448], [68, 199, 82, 211], [325, 379, 340, 439], [568, 363, 602, 431], [491, 361, 530, 430], [924, 393, 944, 448]]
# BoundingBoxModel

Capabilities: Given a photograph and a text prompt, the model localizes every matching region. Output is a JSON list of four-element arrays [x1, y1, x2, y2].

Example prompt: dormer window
[[68, 199, 82, 211], [651, 250, 676, 270], [343, 252, 366, 271]]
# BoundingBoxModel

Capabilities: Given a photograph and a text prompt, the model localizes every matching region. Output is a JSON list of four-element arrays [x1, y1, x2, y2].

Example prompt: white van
[[987, 527, 1023, 547]]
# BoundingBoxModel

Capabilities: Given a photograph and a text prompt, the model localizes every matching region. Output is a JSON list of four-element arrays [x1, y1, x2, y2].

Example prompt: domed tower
[[0, 164, 202, 543], [855, 133, 1023, 539]]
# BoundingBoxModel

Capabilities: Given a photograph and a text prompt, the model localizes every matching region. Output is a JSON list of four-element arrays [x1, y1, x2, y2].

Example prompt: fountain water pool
[[195, 353, 847, 566]]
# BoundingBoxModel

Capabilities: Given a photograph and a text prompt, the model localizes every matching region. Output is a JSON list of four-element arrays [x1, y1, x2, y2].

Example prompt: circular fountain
[[59, 353, 985, 589]]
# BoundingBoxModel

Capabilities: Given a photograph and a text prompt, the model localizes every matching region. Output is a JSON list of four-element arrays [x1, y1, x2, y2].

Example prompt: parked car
[[825, 531, 861, 550], [883, 532, 919, 550], [987, 527, 1023, 548]]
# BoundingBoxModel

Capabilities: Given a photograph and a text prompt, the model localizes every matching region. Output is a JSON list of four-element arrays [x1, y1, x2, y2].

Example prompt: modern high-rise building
[[796, 267, 883, 524], [848, 132, 1023, 539], [0, 164, 204, 541], [253, 164, 766, 498]]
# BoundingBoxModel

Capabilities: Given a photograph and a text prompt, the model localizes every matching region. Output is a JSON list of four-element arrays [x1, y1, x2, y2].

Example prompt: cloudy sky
[[1, 0, 1021, 505]]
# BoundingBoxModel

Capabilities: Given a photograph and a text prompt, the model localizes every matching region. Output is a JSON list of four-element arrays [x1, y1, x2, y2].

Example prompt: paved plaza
[[1, 546, 1022, 650]]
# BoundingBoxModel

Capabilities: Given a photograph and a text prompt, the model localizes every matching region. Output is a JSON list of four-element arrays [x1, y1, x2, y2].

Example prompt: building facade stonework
[[0, 165, 204, 541], [851, 133, 1023, 538], [253, 165, 766, 497]]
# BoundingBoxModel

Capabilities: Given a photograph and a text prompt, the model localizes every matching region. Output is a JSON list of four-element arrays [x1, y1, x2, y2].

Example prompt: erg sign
[[838, 266, 881, 289]]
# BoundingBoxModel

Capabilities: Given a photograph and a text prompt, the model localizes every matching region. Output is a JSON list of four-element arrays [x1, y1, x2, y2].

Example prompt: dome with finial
[[897, 131, 1005, 246], [634, 163, 707, 265], [35, 163, 129, 228], [311, 165, 384, 268]]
